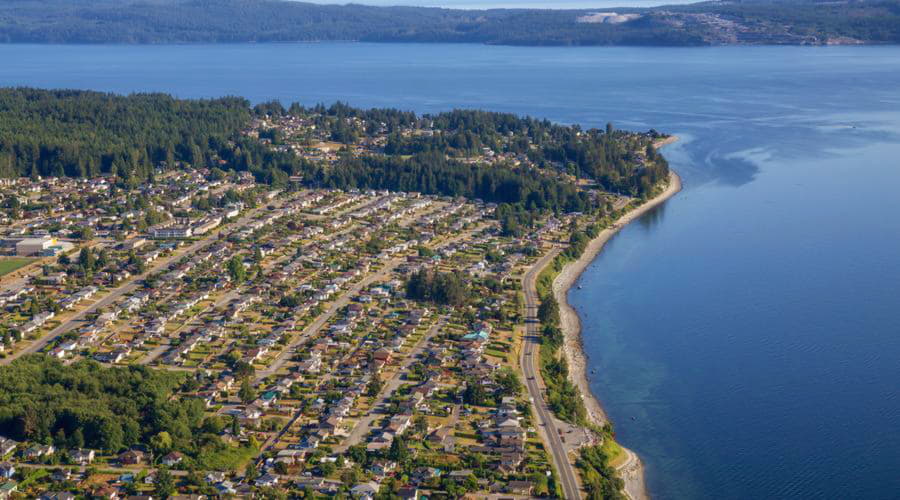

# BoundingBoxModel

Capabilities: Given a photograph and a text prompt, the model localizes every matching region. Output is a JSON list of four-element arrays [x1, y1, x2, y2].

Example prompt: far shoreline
[[552, 137, 682, 500]]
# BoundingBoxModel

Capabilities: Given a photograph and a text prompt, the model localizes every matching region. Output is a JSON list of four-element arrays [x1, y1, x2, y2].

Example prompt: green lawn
[[0, 258, 33, 277], [602, 436, 626, 468], [194, 443, 258, 471]]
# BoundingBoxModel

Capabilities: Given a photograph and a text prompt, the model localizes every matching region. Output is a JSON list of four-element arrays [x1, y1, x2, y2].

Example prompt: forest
[[405, 269, 469, 306], [0, 0, 897, 46], [0, 355, 196, 452], [0, 88, 250, 181]]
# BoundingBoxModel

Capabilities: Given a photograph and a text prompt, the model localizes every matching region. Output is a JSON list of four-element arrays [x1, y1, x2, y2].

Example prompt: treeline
[[405, 269, 469, 306], [0, 88, 250, 181], [314, 153, 594, 212], [537, 292, 588, 424], [0, 355, 198, 453], [1, 0, 897, 45]]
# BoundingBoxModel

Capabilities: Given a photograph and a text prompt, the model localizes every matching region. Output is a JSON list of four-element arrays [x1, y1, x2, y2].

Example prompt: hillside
[[0, 0, 898, 46]]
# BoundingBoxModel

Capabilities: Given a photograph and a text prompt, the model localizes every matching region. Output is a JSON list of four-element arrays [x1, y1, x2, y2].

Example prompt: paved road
[[255, 220, 485, 383], [254, 262, 400, 382], [335, 316, 446, 453], [137, 289, 240, 365], [521, 246, 582, 500]]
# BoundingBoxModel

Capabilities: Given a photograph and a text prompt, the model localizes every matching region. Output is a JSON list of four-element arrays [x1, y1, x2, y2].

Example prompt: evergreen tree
[[239, 378, 256, 404]]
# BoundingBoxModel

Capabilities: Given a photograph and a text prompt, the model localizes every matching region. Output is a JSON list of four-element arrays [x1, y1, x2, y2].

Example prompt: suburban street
[[335, 316, 446, 453], [521, 245, 582, 500], [0, 198, 287, 366]]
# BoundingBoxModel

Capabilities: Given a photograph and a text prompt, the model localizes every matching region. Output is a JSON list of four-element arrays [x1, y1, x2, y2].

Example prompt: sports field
[[0, 258, 33, 277]]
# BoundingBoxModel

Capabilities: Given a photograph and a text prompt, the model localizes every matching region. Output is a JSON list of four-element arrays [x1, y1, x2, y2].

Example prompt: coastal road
[[521, 245, 582, 500]]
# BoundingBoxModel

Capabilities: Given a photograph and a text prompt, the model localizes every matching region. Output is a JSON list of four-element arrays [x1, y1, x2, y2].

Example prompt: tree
[[233, 360, 255, 379], [99, 418, 125, 452], [495, 367, 521, 398], [388, 434, 410, 462], [227, 255, 246, 284], [319, 460, 336, 476], [463, 380, 489, 406], [78, 226, 94, 241], [341, 466, 361, 486], [413, 414, 429, 435], [244, 462, 259, 482], [239, 378, 257, 404], [78, 247, 94, 272], [347, 444, 368, 467], [150, 431, 173, 456], [366, 377, 383, 397], [53, 427, 67, 448], [154, 467, 176, 498], [538, 294, 560, 326], [202, 416, 225, 434], [69, 428, 85, 449]]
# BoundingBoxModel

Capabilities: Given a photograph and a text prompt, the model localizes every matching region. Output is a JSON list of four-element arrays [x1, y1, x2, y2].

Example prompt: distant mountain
[[0, 0, 898, 46]]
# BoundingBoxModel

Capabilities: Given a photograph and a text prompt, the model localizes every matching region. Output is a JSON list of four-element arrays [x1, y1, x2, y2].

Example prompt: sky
[[295, 0, 700, 9]]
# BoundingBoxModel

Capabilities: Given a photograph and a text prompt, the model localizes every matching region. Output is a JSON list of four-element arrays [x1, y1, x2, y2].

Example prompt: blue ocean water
[[2, 43, 899, 499]]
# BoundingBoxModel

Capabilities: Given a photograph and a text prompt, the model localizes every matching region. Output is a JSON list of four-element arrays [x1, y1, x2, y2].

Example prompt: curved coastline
[[553, 142, 682, 500]]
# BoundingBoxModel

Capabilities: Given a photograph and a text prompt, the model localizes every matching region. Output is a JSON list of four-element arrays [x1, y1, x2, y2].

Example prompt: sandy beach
[[551, 140, 682, 499]]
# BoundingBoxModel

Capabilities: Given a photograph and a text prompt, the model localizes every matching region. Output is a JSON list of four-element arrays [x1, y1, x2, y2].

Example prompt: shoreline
[[552, 139, 682, 500]]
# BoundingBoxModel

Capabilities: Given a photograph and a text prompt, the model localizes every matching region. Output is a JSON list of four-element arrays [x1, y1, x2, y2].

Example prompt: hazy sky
[[297, 0, 699, 9]]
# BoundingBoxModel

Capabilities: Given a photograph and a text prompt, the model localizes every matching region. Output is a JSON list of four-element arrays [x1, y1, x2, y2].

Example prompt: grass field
[[602, 435, 627, 468], [0, 258, 33, 277]]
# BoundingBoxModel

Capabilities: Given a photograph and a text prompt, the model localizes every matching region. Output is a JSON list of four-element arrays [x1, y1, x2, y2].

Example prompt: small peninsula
[[0, 87, 674, 498]]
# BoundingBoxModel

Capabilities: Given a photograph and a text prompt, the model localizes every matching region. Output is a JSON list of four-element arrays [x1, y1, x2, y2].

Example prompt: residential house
[[161, 451, 183, 467], [350, 482, 380, 500], [118, 450, 145, 465], [0, 463, 14, 479], [255, 473, 279, 487], [398, 486, 419, 500], [72, 449, 96, 465]]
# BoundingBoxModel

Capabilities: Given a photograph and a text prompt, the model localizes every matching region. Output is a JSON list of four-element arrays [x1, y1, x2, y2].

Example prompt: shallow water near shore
[[3, 43, 900, 499]]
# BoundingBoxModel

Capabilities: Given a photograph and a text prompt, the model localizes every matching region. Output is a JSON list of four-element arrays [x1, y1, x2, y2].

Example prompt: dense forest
[[0, 355, 197, 452], [0, 88, 250, 181], [405, 269, 469, 306], [0, 0, 897, 45]]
